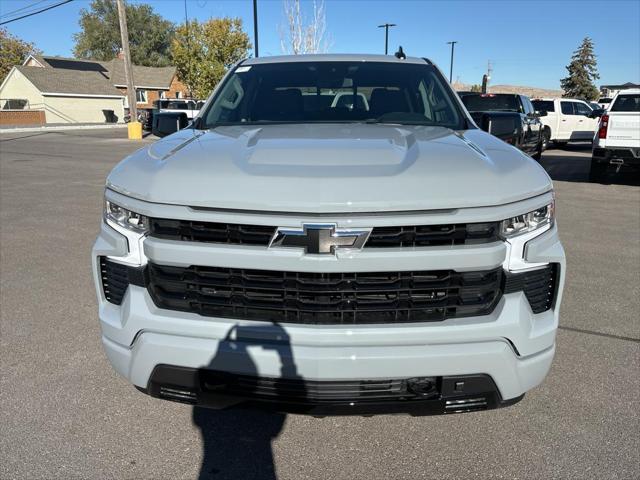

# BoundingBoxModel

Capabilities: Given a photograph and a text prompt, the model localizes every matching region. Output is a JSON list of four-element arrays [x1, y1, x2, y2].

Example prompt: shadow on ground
[[540, 143, 640, 186], [192, 324, 304, 480]]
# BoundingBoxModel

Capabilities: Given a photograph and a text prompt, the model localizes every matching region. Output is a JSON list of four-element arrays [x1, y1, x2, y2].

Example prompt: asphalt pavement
[[0, 129, 638, 479]]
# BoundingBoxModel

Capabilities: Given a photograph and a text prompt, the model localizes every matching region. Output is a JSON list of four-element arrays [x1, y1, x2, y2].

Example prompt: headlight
[[500, 201, 554, 238], [104, 200, 149, 233]]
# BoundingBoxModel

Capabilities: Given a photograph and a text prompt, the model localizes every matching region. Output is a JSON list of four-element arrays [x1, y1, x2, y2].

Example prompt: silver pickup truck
[[93, 54, 565, 416]]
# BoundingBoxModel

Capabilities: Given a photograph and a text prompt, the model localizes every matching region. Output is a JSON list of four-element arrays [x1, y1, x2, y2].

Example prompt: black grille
[[146, 264, 503, 324], [504, 264, 558, 314], [201, 372, 414, 403], [99, 258, 146, 305], [149, 218, 500, 248], [149, 218, 276, 245], [366, 222, 500, 247], [100, 258, 129, 305]]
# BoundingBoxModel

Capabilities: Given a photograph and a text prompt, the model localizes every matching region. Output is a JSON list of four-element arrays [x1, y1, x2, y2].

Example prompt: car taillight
[[598, 114, 609, 139]]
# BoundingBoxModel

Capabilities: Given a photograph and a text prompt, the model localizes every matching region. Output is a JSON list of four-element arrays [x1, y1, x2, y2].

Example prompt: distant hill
[[452, 82, 564, 98]]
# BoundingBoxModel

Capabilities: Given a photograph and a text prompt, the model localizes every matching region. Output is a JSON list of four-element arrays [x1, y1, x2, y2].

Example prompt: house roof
[[36, 55, 176, 89], [19, 55, 177, 95], [100, 59, 176, 88], [15, 65, 123, 97], [601, 82, 640, 89]]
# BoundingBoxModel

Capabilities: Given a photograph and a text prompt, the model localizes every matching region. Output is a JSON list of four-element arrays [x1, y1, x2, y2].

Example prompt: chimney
[[117, 48, 125, 60]]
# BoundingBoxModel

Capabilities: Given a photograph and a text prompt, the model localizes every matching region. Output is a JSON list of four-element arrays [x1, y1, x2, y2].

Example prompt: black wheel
[[541, 129, 551, 151], [532, 144, 543, 161], [589, 158, 607, 183]]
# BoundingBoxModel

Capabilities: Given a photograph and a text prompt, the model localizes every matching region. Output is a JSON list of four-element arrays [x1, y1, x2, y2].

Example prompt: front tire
[[541, 128, 551, 151], [589, 158, 607, 183]]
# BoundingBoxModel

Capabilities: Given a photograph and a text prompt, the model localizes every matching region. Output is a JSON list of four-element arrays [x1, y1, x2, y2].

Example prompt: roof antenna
[[394, 46, 406, 60]]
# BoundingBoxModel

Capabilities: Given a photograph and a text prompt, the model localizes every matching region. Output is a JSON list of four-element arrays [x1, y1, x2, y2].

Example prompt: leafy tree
[[73, 0, 174, 67], [171, 18, 251, 99], [0, 28, 40, 83], [470, 84, 482, 92], [561, 37, 600, 100]]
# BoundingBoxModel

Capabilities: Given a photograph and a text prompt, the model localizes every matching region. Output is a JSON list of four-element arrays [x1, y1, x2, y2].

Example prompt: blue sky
[[2, 0, 639, 89]]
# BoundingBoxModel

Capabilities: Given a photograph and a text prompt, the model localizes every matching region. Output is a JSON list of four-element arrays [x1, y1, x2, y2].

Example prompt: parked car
[[145, 99, 200, 130], [460, 93, 545, 159], [590, 89, 640, 181], [531, 98, 600, 147], [93, 54, 565, 416]]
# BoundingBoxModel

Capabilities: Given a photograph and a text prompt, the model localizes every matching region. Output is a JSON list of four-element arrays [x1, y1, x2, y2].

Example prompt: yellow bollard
[[127, 121, 142, 140]]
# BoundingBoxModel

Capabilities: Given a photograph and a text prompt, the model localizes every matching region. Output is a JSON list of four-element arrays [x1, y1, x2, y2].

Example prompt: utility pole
[[116, 0, 139, 137], [378, 23, 396, 55], [253, 0, 259, 57], [446, 41, 457, 83]]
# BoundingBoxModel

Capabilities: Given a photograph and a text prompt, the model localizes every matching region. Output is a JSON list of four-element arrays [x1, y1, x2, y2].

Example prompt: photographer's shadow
[[193, 324, 303, 480]]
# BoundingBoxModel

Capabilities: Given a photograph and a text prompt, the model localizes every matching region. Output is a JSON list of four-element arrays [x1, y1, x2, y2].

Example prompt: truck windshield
[[461, 94, 521, 113], [610, 94, 640, 112], [200, 61, 464, 129]]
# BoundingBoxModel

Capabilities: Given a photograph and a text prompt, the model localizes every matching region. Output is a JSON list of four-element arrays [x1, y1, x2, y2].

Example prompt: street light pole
[[446, 41, 458, 83], [378, 23, 396, 55], [253, 0, 259, 58]]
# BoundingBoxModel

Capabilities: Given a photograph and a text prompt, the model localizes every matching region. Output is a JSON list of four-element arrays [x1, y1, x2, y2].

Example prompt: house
[[599, 82, 640, 99], [0, 54, 188, 125]]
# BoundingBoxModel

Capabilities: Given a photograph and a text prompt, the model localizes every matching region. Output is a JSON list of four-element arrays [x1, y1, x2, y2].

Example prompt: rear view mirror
[[152, 112, 189, 137]]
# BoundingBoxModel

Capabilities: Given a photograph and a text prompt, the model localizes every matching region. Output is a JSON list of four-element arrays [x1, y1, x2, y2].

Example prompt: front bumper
[[92, 192, 565, 414]]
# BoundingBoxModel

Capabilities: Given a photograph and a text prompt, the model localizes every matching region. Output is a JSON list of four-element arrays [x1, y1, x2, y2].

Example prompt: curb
[[0, 124, 128, 134]]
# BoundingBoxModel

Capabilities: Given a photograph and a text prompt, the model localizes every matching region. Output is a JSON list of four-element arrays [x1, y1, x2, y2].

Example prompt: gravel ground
[[1, 130, 638, 479]]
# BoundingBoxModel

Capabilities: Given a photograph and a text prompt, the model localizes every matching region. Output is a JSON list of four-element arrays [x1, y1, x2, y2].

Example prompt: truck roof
[[243, 53, 430, 65]]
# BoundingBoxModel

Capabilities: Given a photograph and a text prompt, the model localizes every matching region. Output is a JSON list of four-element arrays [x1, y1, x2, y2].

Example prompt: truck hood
[[107, 124, 552, 213]]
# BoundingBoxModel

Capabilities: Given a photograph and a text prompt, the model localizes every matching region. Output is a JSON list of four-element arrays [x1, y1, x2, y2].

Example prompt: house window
[[159, 90, 166, 99], [136, 89, 148, 104], [1, 99, 28, 110], [175, 91, 183, 99]]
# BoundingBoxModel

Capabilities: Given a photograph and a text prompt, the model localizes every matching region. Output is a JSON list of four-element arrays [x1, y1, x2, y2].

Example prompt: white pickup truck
[[590, 89, 640, 181], [532, 98, 600, 148]]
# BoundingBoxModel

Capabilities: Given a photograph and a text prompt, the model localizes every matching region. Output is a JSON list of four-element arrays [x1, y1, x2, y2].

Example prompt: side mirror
[[152, 112, 189, 137], [589, 108, 605, 118]]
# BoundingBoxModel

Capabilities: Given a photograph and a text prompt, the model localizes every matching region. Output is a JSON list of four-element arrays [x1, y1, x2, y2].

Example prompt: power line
[[0, 0, 74, 26], [0, 0, 49, 19]]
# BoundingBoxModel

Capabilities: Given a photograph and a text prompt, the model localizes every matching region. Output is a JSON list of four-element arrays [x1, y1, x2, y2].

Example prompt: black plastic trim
[[99, 257, 147, 305], [503, 264, 558, 314], [143, 365, 522, 416]]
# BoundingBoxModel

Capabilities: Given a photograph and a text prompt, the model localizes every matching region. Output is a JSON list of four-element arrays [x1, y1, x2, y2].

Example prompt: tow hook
[[610, 158, 624, 173]]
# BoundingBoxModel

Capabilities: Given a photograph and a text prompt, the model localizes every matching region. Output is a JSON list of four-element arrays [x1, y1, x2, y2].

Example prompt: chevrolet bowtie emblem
[[269, 224, 371, 254]]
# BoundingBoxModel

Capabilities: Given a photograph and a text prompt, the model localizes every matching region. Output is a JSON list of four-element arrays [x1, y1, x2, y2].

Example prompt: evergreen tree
[[560, 37, 600, 100]]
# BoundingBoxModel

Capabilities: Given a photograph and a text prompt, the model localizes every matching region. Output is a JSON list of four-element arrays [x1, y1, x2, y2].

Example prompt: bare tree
[[280, 0, 330, 54]]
